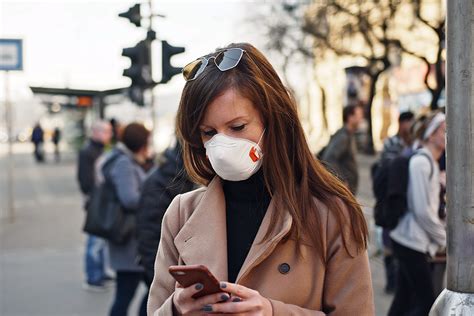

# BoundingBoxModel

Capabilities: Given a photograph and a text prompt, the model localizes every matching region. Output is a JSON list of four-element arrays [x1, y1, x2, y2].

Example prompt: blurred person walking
[[31, 122, 45, 162], [379, 112, 415, 162], [320, 104, 364, 194], [136, 142, 194, 287], [372, 111, 415, 293], [388, 112, 447, 316], [109, 118, 120, 145], [99, 122, 152, 316], [52, 127, 61, 163], [77, 121, 113, 291]]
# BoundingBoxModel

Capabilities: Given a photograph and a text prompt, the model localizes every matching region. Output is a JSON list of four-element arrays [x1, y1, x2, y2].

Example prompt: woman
[[148, 43, 373, 315], [388, 112, 447, 316], [104, 122, 152, 316]]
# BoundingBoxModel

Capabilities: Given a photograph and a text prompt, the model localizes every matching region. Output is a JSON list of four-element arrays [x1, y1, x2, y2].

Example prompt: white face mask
[[204, 131, 264, 181]]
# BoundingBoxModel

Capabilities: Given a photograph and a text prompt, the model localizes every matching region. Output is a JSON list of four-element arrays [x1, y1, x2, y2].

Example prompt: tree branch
[[331, 0, 377, 56], [302, 22, 371, 60], [413, 0, 440, 33]]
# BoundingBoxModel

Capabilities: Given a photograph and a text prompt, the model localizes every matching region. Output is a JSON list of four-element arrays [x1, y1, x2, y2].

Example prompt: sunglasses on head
[[182, 48, 246, 82]]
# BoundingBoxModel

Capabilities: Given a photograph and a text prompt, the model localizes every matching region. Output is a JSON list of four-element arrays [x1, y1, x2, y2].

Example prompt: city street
[[5, 0, 474, 314], [0, 143, 391, 315], [0, 144, 147, 316]]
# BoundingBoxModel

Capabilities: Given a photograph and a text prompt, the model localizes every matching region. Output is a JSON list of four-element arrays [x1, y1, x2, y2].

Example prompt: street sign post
[[1, 38, 23, 222], [0, 39, 23, 71]]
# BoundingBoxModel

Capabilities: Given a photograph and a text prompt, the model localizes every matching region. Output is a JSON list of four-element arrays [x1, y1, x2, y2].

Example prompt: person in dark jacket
[[377, 111, 415, 293], [137, 142, 195, 286], [321, 104, 364, 194], [77, 121, 113, 291], [101, 122, 153, 316], [52, 127, 61, 162], [31, 123, 45, 162]]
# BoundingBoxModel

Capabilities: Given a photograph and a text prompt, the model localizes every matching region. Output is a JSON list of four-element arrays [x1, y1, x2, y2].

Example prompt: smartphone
[[169, 265, 222, 299]]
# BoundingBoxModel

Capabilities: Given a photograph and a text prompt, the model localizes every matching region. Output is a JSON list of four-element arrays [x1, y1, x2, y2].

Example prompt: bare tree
[[409, 0, 445, 110], [260, 0, 445, 153], [302, 0, 407, 154], [262, 4, 331, 136]]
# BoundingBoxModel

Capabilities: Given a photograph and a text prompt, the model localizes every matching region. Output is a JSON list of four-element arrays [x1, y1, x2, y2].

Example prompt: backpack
[[372, 151, 433, 229], [83, 151, 136, 244]]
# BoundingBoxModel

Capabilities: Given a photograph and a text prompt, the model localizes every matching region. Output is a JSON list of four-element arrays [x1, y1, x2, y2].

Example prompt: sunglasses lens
[[183, 58, 207, 81], [215, 48, 243, 71]]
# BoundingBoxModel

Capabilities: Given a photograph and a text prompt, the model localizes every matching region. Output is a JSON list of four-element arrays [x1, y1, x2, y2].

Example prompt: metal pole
[[430, 0, 474, 314], [99, 95, 105, 119], [148, 0, 158, 145], [4, 71, 15, 222]]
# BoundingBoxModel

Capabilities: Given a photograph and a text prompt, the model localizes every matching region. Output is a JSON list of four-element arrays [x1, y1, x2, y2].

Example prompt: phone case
[[169, 265, 222, 299]]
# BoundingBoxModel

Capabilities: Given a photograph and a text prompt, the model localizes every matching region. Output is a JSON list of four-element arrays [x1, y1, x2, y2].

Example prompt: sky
[[0, 0, 277, 136], [1, 0, 269, 97]]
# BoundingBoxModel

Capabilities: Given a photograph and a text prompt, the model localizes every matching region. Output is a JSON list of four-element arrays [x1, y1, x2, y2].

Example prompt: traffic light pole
[[120, 1, 184, 140], [148, 0, 158, 142], [430, 0, 474, 314]]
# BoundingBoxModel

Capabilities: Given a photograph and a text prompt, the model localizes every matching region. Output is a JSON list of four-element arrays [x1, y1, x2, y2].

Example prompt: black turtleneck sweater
[[222, 170, 271, 283]]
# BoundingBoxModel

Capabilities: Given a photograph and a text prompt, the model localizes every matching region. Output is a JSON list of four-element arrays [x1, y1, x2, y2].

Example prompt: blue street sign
[[0, 39, 23, 71]]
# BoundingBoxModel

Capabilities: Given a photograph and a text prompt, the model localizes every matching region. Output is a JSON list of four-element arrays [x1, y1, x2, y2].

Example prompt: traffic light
[[161, 40, 185, 84], [122, 40, 152, 106], [118, 4, 142, 27]]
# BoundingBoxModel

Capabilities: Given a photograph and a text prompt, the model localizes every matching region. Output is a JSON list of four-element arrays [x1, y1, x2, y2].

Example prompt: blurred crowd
[[320, 106, 446, 316], [71, 102, 446, 316], [76, 119, 194, 316]]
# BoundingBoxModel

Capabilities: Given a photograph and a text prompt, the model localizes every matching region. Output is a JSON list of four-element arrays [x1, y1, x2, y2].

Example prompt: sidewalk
[[0, 144, 147, 316], [0, 144, 391, 315]]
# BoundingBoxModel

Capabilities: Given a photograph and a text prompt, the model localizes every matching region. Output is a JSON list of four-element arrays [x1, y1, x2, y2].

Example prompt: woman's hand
[[172, 282, 230, 315], [202, 282, 273, 315]]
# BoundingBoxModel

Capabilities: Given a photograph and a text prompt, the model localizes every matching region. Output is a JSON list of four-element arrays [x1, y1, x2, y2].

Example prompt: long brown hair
[[176, 43, 368, 262]]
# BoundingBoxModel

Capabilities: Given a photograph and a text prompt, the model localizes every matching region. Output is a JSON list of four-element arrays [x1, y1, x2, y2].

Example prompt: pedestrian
[[136, 142, 195, 288], [101, 122, 152, 316], [31, 122, 45, 162], [77, 120, 113, 291], [380, 111, 415, 162], [375, 111, 415, 293], [320, 104, 364, 194], [52, 127, 61, 162], [109, 118, 120, 145], [388, 112, 447, 316], [147, 43, 374, 315]]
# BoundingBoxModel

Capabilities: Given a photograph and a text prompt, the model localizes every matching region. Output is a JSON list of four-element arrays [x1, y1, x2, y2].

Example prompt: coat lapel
[[173, 177, 293, 284], [236, 198, 293, 283], [174, 177, 228, 281]]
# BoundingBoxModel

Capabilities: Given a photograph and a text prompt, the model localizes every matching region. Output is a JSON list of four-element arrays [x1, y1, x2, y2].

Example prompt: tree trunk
[[430, 46, 445, 110], [364, 71, 382, 155], [314, 76, 329, 135], [320, 85, 328, 134]]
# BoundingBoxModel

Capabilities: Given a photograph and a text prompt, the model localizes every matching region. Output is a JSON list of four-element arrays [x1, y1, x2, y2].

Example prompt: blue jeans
[[85, 234, 106, 284]]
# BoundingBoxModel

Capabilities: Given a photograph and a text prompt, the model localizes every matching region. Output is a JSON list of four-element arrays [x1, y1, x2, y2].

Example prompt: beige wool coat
[[147, 177, 375, 316]]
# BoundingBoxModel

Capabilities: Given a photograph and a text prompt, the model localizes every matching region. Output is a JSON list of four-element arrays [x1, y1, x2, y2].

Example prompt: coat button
[[278, 263, 290, 274]]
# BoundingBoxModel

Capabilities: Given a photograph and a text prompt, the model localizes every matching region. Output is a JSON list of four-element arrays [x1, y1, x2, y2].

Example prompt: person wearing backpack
[[372, 111, 414, 293], [78, 121, 113, 291], [380, 111, 415, 162], [388, 112, 447, 316], [98, 123, 153, 316]]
